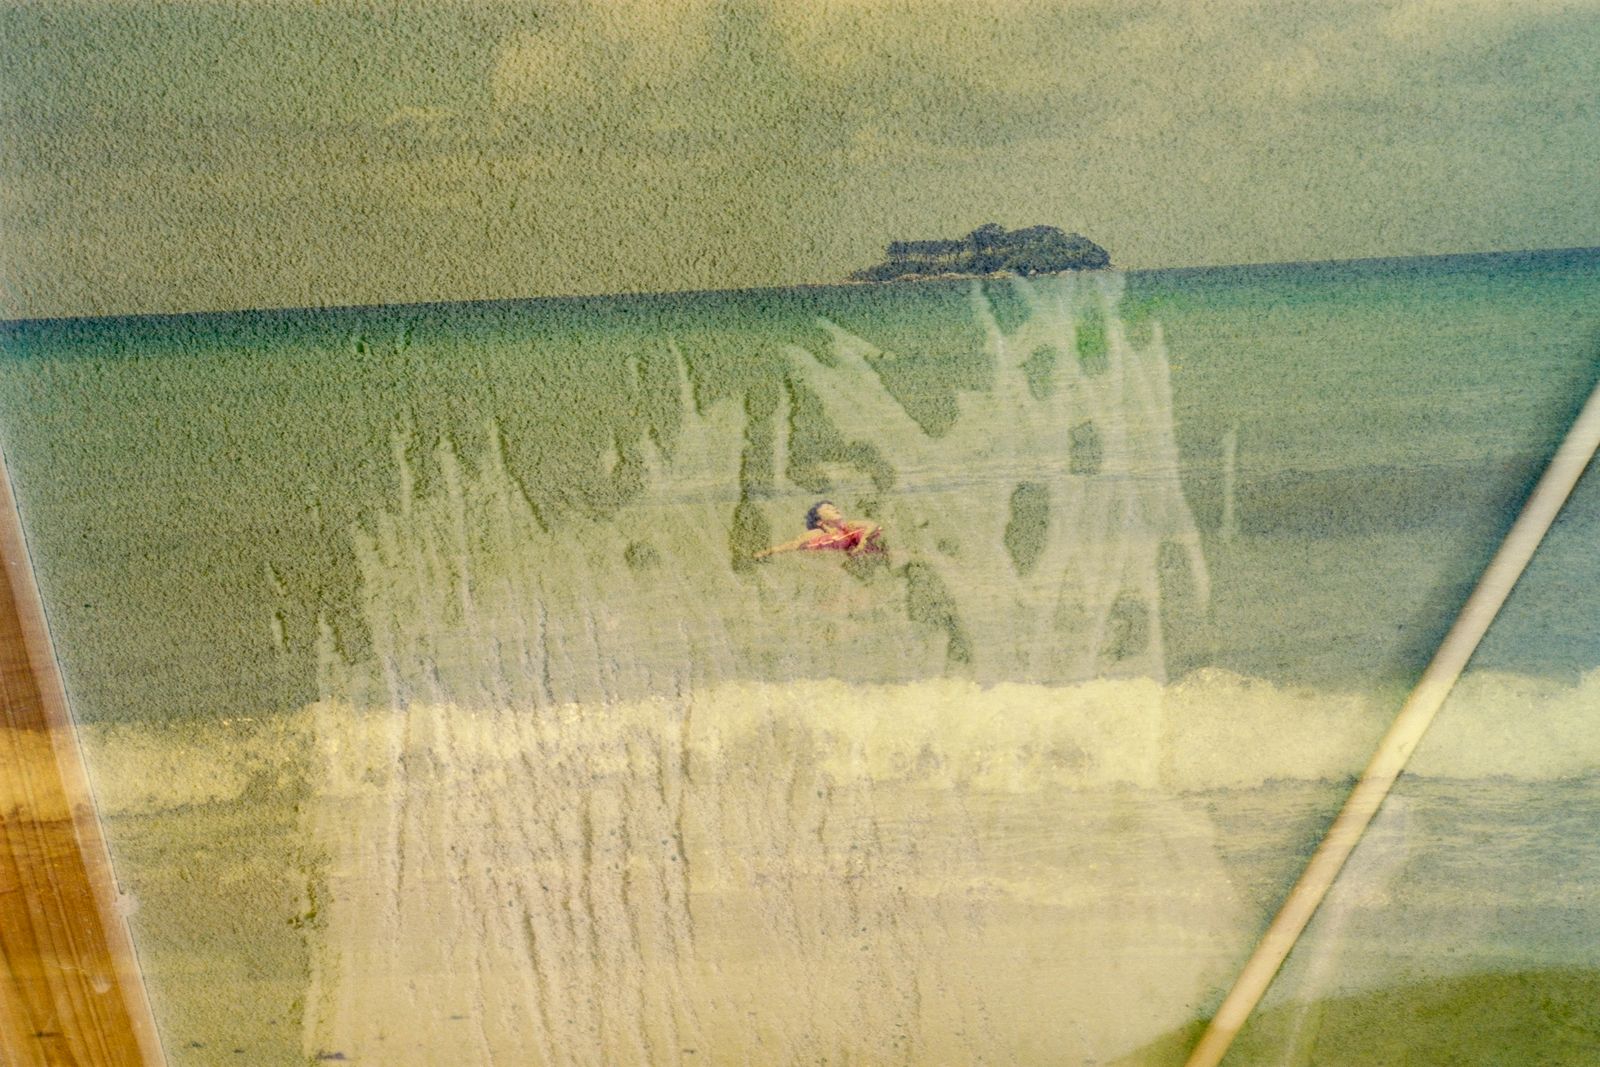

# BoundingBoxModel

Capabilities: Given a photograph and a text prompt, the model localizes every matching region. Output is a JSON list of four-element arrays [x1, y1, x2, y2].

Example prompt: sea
[[1, 248, 1597, 1064]]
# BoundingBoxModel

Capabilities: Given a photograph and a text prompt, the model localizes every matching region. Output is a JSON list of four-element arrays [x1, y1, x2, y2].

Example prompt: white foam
[[78, 716, 303, 816], [298, 682, 1249, 1065], [291, 668, 1597, 1063], [1406, 667, 1600, 780], [78, 665, 1600, 819]]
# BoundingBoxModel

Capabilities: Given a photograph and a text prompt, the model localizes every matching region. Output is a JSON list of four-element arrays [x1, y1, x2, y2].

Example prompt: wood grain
[[0, 454, 164, 1067]]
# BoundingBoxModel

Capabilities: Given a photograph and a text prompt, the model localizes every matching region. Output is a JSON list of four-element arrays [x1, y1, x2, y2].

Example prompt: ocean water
[[2, 249, 1599, 1064], [1, 249, 1596, 724]]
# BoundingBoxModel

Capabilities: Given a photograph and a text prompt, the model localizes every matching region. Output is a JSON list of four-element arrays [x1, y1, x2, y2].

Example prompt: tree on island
[[852, 223, 1110, 281]]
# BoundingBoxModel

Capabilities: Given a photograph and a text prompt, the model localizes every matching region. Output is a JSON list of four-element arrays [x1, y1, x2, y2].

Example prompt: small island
[[851, 223, 1110, 282]]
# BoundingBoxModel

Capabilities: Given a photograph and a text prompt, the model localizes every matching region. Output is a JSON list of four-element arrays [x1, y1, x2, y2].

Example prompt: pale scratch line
[[1185, 377, 1600, 1067]]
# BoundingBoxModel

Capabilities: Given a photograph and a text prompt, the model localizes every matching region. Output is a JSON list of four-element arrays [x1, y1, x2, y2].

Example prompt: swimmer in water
[[754, 500, 884, 560]]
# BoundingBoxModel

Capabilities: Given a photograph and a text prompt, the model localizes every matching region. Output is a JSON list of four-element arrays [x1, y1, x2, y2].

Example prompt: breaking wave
[[75, 667, 1600, 820]]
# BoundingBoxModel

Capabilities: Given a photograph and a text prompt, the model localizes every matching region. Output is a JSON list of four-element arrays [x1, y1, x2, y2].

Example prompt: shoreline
[[1109, 967, 1600, 1066], [96, 769, 1600, 1065]]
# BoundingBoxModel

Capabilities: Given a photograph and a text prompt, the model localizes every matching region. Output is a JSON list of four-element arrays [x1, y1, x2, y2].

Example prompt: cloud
[[490, 23, 606, 112], [3, 0, 1596, 316], [489, 0, 717, 113], [1241, 46, 1325, 104], [383, 105, 458, 128], [1381, 0, 1598, 43], [381, 106, 465, 145], [587, 0, 718, 90], [770, 0, 1117, 100]]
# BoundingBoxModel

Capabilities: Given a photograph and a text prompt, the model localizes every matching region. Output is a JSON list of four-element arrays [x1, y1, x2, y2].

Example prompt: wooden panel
[[0, 454, 164, 1067]]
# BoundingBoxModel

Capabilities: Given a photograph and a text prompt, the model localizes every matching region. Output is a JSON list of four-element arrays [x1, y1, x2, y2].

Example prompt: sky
[[1, 0, 1596, 318]]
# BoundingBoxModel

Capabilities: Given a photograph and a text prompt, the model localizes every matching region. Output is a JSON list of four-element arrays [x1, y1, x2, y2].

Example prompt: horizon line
[[4, 243, 1598, 330]]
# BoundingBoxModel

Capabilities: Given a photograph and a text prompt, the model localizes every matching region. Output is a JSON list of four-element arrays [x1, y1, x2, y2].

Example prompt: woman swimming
[[754, 500, 884, 559]]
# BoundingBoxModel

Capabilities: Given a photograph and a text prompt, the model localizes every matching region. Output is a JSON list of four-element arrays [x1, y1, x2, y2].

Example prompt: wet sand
[[85, 703, 1600, 1064], [1112, 968, 1600, 1066]]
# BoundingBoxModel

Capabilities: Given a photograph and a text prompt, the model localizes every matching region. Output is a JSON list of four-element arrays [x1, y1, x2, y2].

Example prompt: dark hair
[[805, 500, 836, 530]]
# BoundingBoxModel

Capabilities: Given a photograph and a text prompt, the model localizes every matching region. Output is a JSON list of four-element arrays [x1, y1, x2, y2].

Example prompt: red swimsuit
[[802, 523, 884, 554]]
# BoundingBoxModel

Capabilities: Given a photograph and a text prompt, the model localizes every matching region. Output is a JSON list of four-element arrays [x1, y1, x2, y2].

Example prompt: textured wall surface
[[2, 4, 1599, 1065]]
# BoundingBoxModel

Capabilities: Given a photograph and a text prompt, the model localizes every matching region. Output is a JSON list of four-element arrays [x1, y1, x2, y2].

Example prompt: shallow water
[[5, 251, 1599, 1062], [2, 250, 1597, 724], [84, 700, 1600, 1064]]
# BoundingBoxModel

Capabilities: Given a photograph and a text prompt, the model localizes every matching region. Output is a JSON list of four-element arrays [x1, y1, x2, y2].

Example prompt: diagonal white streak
[[1185, 376, 1600, 1067]]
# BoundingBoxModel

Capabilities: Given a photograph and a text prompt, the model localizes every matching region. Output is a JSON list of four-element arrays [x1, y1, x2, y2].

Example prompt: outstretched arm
[[754, 533, 815, 559]]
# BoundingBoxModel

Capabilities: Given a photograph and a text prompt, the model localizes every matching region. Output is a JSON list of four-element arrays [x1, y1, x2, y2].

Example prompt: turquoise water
[[0, 249, 1595, 724], [7, 250, 1600, 1065]]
